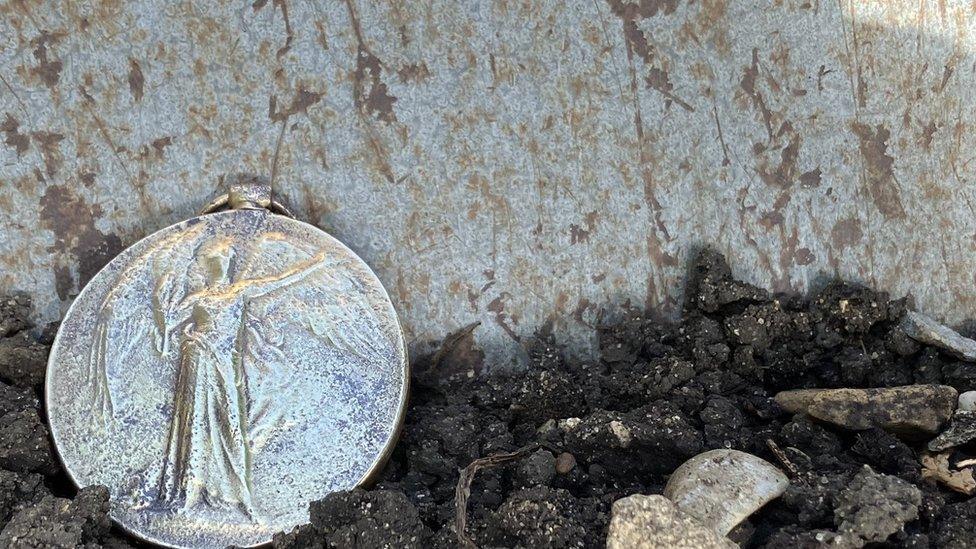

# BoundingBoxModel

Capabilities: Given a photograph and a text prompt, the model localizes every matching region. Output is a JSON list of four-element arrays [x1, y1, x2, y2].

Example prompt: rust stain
[[606, 0, 681, 64], [645, 67, 694, 112], [150, 136, 172, 159], [918, 120, 938, 149], [850, 122, 907, 220], [1, 114, 29, 156], [799, 168, 821, 188], [353, 48, 397, 123], [269, 89, 322, 122], [128, 58, 145, 102], [831, 217, 863, 250], [758, 132, 800, 188], [569, 210, 600, 244], [740, 48, 774, 141], [345, 0, 397, 123], [267, 0, 294, 59], [39, 185, 124, 299], [934, 64, 954, 93], [29, 31, 63, 90], [795, 247, 815, 266], [487, 292, 519, 341], [30, 131, 64, 178], [397, 62, 430, 84]]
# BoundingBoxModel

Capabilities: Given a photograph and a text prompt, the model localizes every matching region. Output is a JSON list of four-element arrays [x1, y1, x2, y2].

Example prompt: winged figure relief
[[86, 225, 393, 518]]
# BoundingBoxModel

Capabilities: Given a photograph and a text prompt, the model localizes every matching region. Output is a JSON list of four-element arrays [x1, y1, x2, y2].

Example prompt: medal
[[45, 183, 408, 548]]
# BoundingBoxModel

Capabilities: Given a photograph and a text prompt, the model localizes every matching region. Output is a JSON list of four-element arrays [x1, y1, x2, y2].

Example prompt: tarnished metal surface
[[2, 1, 976, 365], [46, 208, 407, 548]]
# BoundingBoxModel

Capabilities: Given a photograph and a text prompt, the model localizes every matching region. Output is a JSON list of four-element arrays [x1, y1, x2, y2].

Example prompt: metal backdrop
[[1, 0, 975, 366]]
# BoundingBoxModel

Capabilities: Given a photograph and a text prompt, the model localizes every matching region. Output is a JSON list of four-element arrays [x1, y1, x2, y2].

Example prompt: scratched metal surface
[[1, 0, 975, 367]]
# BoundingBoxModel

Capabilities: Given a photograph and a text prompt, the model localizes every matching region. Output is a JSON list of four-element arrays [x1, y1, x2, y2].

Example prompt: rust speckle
[[1, 114, 30, 156], [128, 58, 145, 102], [39, 185, 124, 297], [29, 31, 63, 90], [850, 122, 906, 220]]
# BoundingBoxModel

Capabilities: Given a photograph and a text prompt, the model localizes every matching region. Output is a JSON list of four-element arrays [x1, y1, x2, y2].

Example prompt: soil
[[2, 250, 976, 548]]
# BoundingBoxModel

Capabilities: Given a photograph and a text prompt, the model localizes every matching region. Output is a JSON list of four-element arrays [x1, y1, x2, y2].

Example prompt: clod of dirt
[[0, 486, 114, 548], [901, 310, 976, 362], [474, 486, 601, 548], [606, 494, 735, 549], [0, 384, 58, 477], [930, 497, 976, 548], [0, 332, 47, 390], [0, 296, 31, 339], [663, 449, 788, 536], [774, 385, 957, 437], [280, 489, 431, 549], [832, 466, 922, 547], [0, 470, 48, 525]]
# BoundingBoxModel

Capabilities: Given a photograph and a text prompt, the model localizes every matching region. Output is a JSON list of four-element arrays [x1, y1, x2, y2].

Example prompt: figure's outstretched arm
[[236, 252, 328, 299]]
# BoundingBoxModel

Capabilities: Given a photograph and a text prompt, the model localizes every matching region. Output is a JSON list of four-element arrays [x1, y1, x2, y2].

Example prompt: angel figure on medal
[[84, 219, 390, 520]]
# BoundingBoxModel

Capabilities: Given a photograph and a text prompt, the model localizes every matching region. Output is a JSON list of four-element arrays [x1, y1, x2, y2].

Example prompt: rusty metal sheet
[[1, 0, 975, 366]]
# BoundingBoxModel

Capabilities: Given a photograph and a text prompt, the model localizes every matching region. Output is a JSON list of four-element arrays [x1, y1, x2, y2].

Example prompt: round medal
[[45, 184, 408, 548]]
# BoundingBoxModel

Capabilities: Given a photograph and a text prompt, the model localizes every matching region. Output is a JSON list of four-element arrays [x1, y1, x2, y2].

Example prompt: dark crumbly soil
[[2, 251, 976, 547]]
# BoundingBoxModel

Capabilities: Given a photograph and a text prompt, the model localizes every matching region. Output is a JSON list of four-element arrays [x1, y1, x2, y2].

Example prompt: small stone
[[774, 385, 957, 437], [901, 311, 976, 361], [663, 449, 788, 536], [514, 449, 555, 487], [959, 391, 976, 412], [555, 452, 576, 474], [833, 465, 921, 547], [929, 411, 976, 452], [606, 494, 736, 549]]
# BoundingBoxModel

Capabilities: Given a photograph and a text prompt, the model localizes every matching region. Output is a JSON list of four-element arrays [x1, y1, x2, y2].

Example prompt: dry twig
[[455, 444, 540, 549], [766, 438, 800, 478]]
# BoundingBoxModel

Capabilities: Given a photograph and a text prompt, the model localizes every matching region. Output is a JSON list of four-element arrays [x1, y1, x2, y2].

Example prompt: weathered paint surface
[[1, 0, 975, 365]]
